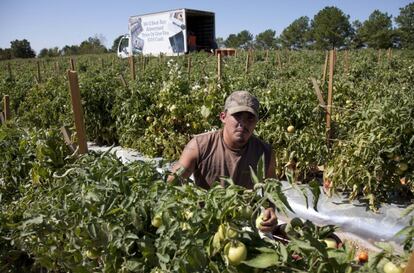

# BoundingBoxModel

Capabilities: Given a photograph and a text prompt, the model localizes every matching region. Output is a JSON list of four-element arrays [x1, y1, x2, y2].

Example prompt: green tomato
[[180, 222, 190, 231], [151, 214, 162, 228], [323, 238, 337, 248], [226, 227, 238, 239], [398, 162, 408, 172], [290, 217, 303, 228], [225, 241, 247, 266], [217, 224, 226, 241], [239, 206, 253, 219], [255, 214, 264, 229], [383, 261, 403, 273], [85, 249, 99, 259], [183, 210, 193, 220]]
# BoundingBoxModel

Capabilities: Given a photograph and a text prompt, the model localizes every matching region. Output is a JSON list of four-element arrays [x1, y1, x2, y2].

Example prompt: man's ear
[[219, 111, 226, 123]]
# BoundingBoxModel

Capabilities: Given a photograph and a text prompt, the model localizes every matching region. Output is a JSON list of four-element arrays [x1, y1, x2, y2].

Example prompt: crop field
[[0, 50, 413, 272]]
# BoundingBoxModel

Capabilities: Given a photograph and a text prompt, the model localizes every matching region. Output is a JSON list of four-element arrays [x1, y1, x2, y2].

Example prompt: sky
[[0, 0, 412, 54]]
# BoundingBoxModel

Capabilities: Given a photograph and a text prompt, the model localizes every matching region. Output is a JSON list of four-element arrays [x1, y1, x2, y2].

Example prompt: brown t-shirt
[[191, 129, 272, 189]]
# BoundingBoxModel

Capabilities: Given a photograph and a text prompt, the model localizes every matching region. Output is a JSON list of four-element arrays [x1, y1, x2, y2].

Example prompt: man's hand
[[259, 207, 277, 233]]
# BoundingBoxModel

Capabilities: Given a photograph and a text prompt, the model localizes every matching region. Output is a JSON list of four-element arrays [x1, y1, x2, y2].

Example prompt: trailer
[[117, 8, 216, 57]]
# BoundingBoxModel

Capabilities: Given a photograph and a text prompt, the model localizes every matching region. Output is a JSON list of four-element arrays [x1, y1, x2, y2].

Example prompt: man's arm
[[167, 138, 199, 183]]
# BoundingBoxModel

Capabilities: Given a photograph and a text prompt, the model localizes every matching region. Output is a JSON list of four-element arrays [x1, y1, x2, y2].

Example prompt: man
[[169, 91, 277, 232]]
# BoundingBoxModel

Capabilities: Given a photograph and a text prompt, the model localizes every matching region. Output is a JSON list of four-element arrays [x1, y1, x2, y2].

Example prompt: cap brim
[[227, 106, 258, 118]]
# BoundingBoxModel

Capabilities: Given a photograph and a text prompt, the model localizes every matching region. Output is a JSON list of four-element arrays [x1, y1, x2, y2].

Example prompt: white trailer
[[117, 8, 216, 58]]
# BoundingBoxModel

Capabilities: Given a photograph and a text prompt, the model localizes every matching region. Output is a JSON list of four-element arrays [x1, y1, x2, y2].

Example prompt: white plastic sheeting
[[278, 182, 412, 246]]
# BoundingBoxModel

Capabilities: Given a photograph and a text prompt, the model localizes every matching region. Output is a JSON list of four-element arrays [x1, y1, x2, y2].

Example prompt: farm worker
[[168, 91, 277, 232]]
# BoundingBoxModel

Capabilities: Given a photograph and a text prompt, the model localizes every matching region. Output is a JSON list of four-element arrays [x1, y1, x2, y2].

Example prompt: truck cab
[[117, 9, 216, 58]]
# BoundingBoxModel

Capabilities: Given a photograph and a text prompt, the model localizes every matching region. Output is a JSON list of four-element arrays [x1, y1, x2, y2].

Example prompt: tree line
[[1, 3, 413, 60], [221, 4, 414, 50]]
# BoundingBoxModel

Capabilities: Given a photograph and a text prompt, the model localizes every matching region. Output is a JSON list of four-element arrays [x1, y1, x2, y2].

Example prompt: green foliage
[[225, 30, 254, 49], [10, 39, 36, 58], [0, 50, 413, 206], [357, 10, 395, 49], [255, 29, 278, 49], [310, 6, 352, 49], [38, 47, 61, 58], [395, 2, 414, 49], [280, 16, 311, 49]]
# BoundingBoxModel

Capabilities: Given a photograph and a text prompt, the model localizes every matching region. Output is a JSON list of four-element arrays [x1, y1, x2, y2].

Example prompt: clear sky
[[0, 0, 411, 54]]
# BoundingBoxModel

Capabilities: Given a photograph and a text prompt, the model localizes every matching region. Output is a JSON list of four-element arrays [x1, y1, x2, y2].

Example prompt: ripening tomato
[[358, 251, 368, 263]]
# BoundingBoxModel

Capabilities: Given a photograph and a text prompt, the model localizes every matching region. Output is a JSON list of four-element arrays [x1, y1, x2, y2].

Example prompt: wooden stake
[[67, 70, 88, 154], [387, 48, 392, 62], [311, 78, 326, 107], [404, 251, 414, 273], [265, 50, 269, 62], [322, 51, 329, 84], [326, 50, 335, 147], [142, 56, 146, 72], [119, 74, 128, 88], [129, 56, 136, 80], [3, 95, 10, 121], [55, 61, 60, 75], [276, 50, 282, 69], [7, 63, 12, 79], [286, 49, 291, 65], [344, 50, 349, 74], [187, 56, 192, 79], [245, 51, 250, 73], [60, 126, 76, 152], [70, 58, 75, 70], [37, 61, 41, 83], [217, 52, 222, 80]]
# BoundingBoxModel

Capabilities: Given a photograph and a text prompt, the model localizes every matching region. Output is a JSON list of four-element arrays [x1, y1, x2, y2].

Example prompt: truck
[[117, 8, 216, 58]]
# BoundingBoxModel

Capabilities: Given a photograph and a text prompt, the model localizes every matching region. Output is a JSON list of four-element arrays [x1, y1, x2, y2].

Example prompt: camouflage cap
[[224, 91, 259, 118]]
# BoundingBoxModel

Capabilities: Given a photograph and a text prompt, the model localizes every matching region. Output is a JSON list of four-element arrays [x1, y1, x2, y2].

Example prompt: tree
[[280, 16, 310, 49], [61, 45, 80, 56], [38, 47, 60, 58], [255, 29, 277, 49], [10, 39, 36, 58], [395, 2, 414, 49], [349, 20, 365, 49], [358, 10, 394, 49], [111, 35, 124, 52], [310, 7, 352, 49], [224, 34, 238, 48], [0, 48, 12, 61], [224, 30, 253, 49], [79, 36, 107, 54]]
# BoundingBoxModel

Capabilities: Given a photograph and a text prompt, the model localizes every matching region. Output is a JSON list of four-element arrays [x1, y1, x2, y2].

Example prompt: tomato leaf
[[242, 252, 279, 268]]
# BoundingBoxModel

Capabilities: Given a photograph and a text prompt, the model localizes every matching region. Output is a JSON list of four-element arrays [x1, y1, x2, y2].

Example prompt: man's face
[[220, 111, 258, 147]]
